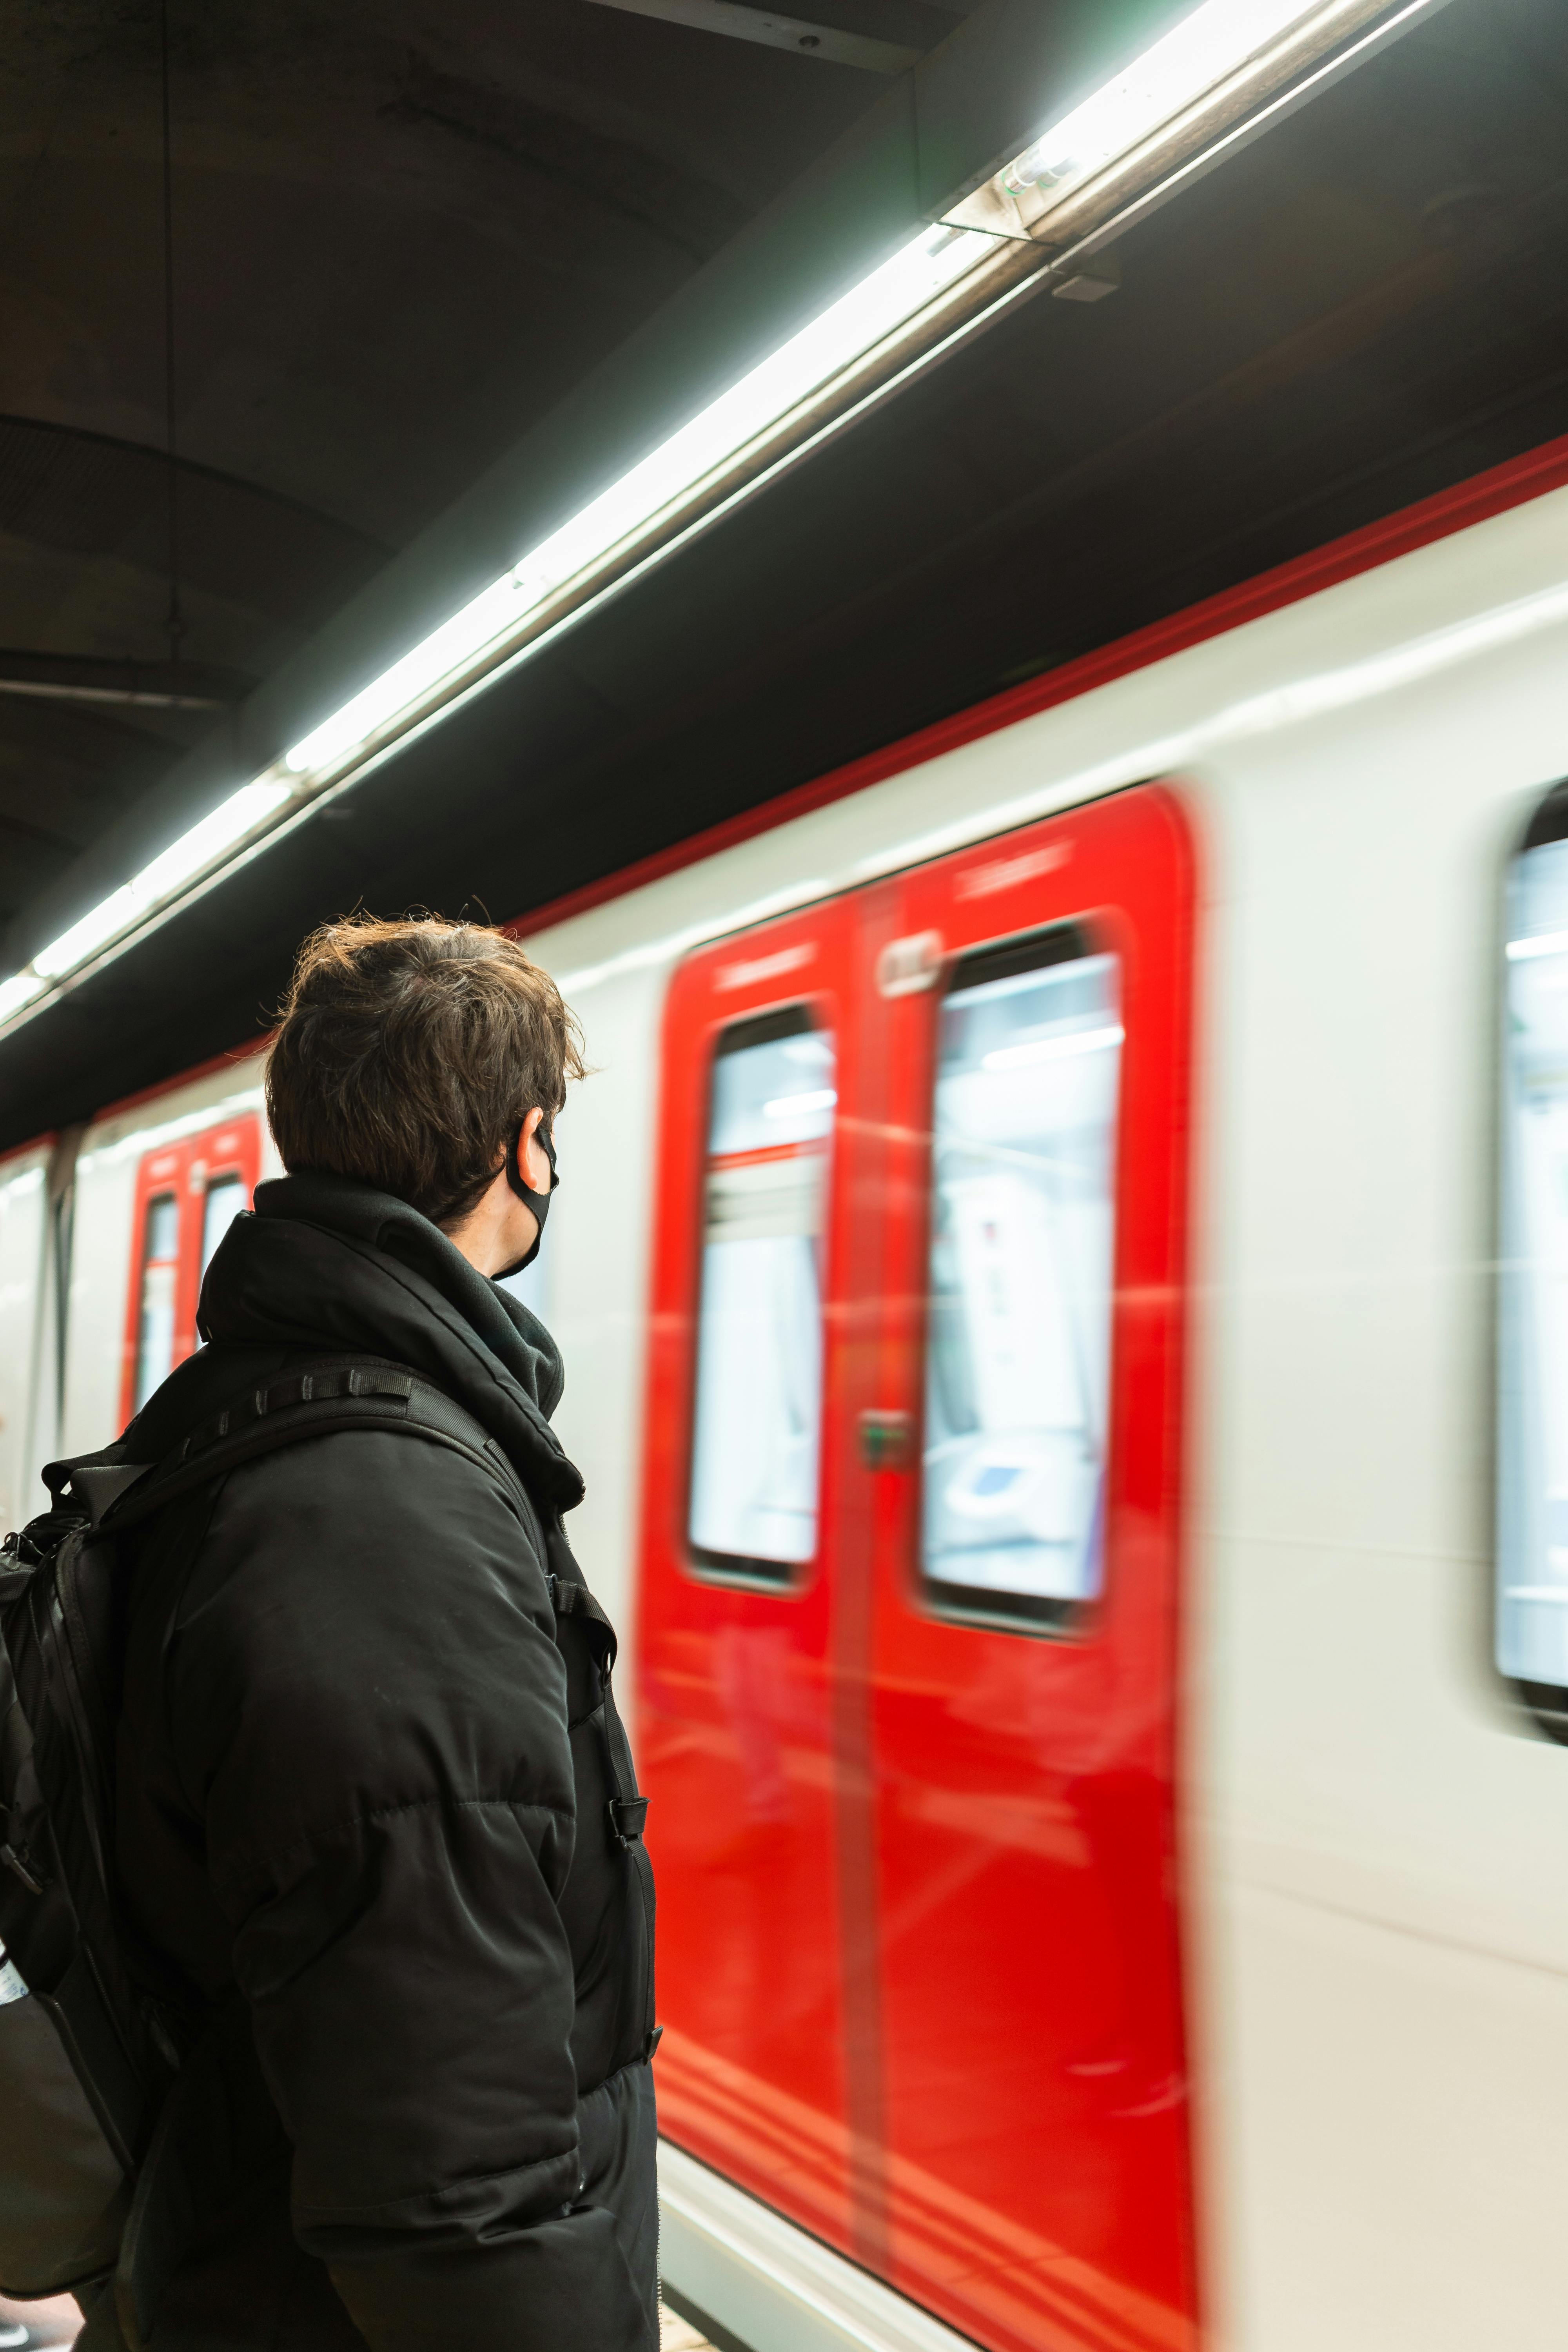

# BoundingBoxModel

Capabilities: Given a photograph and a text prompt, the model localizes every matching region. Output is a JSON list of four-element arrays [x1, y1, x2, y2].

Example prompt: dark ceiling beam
[[0, 807, 88, 856], [0, 652, 254, 713], [577, 0, 924, 74]]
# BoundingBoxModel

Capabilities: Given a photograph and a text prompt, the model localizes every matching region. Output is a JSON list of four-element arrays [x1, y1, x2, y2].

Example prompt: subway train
[[4, 433, 1568, 2352]]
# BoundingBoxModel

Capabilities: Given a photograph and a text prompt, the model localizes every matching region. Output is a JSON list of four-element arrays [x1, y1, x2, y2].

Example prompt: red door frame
[[120, 1112, 263, 1427], [862, 786, 1198, 2351], [637, 898, 866, 2256]]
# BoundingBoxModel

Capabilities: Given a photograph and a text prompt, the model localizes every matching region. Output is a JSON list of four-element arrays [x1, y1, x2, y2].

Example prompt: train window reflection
[[201, 1174, 247, 1275], [1499, 806, 1568, 1708], [688, 1006, 835, 1581], [134, 1192, 180, 1414], [921, 927, 1121, 1627]]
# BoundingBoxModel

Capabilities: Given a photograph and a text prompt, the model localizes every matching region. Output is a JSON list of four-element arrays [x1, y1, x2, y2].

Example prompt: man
[[90, 915, 657, 2352]]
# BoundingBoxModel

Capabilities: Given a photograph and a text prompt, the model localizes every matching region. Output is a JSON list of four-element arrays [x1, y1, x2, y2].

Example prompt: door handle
[[858, 1410, 915, 1471]]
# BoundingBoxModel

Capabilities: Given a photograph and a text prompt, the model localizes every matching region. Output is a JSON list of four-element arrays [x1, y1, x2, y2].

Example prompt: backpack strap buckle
[[607, 1796, 649, 1847], [69, 1463, 152, 1525]]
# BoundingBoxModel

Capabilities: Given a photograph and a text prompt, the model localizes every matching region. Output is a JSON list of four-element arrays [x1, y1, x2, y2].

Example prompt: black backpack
[[0, 1355, 653, 2330]]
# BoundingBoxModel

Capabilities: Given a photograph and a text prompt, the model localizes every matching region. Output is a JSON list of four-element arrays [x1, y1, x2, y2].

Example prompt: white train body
[[4, 454, 1568, 2352]]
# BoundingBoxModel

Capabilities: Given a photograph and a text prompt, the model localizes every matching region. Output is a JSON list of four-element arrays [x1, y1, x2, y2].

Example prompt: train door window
[[134, 1192, 180, 1412], [200, 1172, 247, 1273], [120, 1111, 263, 1428], [922, 925, 1122, 1625], [1499, 786, 1568, 1718], [688, 1007, 837, 1579]]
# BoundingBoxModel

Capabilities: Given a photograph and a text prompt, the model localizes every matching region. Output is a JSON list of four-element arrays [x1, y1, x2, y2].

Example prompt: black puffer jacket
[[89, 1173, 658, 2352]]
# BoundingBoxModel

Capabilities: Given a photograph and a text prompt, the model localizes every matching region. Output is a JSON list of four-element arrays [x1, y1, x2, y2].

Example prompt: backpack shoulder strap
[[95, 1355, 528, 1534], [94, 1354, 660, 2048], [544, 1546, 658, 2060]]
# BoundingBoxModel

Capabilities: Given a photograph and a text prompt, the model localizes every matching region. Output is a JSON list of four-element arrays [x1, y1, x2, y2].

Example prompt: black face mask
[[498, 1117, 558, 1279]]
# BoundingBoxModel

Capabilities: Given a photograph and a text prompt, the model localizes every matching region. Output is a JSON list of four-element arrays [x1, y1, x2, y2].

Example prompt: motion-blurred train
[[4, 436, 1568, 2352]]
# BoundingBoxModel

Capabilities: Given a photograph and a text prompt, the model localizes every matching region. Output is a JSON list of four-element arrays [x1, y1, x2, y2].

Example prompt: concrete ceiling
[[4, 0, 1568, 1143], [0, 0, 969, 927]]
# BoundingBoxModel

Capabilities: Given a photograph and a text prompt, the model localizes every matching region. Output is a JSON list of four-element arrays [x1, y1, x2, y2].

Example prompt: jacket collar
[[183, 1171, 583, 1510]]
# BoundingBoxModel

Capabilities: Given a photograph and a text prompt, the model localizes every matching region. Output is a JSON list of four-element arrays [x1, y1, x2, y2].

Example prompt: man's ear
[[517, 1105, 551, 1195]]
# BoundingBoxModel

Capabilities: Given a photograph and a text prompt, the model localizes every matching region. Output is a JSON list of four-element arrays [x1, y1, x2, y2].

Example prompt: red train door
[[122, 1112, 263, 1426], [638, 898, 869, 2256], [641, 784, 1198, 2346], [863, 787, 1198, 2350]]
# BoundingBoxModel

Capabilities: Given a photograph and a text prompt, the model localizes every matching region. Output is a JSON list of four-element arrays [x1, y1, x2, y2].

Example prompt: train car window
[[200, 1174, 247, 1274], [920, 925, 1122, 1628], [134, 1192, 180, 1413], [688, 1006, 836, 1581], [1499, 785, 1568, 1728]]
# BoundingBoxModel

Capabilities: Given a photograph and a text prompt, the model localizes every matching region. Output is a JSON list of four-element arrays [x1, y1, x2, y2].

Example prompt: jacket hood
[[176, 1171, 582, 1510]]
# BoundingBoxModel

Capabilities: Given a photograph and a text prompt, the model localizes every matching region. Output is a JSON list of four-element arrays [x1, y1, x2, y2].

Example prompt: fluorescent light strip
[[0, 973, 45, 1022], [285, 224, 987, 776], [31, 781, 292, 980], [1007, 0, 1325, 192], [1507, 933, 1568, 962], [0, 0, 1435, 1039], [949, 0, 1434, 243]]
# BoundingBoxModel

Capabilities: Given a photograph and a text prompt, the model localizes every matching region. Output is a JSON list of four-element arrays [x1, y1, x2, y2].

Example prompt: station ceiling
[[0, 0, 968, 932], [2, 0, 1567, 1146]]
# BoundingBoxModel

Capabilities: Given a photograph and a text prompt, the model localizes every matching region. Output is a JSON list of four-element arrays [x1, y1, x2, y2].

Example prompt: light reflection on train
[[5, 444, 1568, 2352]]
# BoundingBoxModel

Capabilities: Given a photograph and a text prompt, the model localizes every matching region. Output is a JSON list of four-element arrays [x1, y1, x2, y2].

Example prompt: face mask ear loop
[[506, 1118, 557, 1203], [498, 1116, 559, 1277]]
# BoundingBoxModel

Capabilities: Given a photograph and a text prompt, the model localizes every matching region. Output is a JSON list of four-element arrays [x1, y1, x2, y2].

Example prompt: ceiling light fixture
[[0, 973, 44, 1023], [282, 222, 991, 778], [0, 0, 1448, 1040], [28, 780, 291, 982], [946, 0, 1448, 247]]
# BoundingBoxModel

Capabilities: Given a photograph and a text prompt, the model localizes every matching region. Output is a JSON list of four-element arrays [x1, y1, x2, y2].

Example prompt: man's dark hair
[[266, 914, 586, 1227]]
